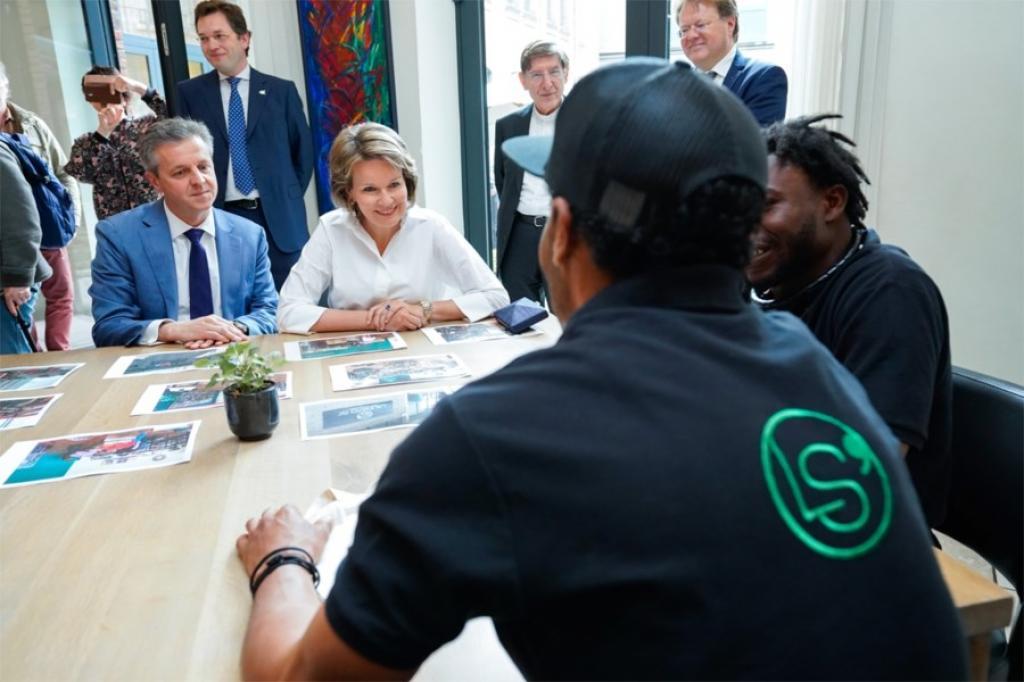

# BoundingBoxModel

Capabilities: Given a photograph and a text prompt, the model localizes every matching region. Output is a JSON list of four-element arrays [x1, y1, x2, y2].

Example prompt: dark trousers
[[222, 202, 302, 291], [499, 214, 548, 304]]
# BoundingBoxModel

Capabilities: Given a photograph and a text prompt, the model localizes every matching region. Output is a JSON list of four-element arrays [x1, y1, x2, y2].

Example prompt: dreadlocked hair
[[764, 113, 870, 231], [570, 176, 764, 279]]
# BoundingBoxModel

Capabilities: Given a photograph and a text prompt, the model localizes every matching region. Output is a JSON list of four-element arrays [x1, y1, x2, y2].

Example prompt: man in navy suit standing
[[676, 0, 787, 127], [177, 0, 313, 290], [493, 41, 569, 304]]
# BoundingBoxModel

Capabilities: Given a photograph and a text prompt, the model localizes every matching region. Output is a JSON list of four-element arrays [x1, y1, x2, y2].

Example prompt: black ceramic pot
[[224, 381, 279, 441]]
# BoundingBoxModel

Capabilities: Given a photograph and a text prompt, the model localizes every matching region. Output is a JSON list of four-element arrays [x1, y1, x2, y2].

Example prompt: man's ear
[[144, 170, 161, 193], [548, 197, 576, 269], [822, 184, 848, 223]]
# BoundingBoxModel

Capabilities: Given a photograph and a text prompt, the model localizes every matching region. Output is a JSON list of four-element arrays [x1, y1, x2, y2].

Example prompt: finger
[[245, 517, 259, 533], [236, 533, 248, 556], [314, 517, 335, 536], [4, 297, 17, 317]]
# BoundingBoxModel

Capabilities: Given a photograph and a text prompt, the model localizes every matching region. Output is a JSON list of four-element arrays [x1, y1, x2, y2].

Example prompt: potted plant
[[196, 342, 284, 441]]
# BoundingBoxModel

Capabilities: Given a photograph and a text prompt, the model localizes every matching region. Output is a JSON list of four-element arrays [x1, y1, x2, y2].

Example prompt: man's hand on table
[[158, 315, 247, 349], [237, 504, 333, 578]]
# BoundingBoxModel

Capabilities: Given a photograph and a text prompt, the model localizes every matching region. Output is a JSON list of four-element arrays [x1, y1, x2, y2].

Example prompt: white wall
[[389, 0, 465, 233], [844, 0, 1024, 384]]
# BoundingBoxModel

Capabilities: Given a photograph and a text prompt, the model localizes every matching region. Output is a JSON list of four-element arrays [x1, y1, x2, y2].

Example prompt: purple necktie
[[185, 228, 213, 319]]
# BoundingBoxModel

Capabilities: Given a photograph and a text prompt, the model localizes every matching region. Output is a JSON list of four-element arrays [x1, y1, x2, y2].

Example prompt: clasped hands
[[158, 314, 246, 349], [366, 299, 426, 332]]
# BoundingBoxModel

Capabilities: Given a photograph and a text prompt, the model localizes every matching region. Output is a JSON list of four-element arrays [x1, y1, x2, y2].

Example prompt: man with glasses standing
[[675, 0, 787, 126], [494, 40, 569, 304], [177, 0, 313, 291]]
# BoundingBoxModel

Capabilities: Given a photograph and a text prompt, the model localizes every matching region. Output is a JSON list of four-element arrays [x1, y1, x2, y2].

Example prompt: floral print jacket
[[65, 90, 167, 220]]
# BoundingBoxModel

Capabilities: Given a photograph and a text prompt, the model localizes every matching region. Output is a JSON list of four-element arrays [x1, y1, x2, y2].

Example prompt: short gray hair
[[138, 118, 214, 173], [519, 40, 569, 74]]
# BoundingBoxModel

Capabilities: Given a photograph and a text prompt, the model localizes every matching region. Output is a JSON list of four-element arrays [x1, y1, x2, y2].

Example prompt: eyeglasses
[[526, 67, 565, 84], [678, 20, 714, 37]]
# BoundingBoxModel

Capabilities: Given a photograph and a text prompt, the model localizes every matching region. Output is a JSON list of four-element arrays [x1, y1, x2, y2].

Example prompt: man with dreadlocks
[[748, 113, 953, 530]]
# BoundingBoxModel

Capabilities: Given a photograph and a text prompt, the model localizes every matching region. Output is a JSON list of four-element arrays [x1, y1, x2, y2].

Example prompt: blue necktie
[[228, 77, 255, 195], [185, 228, 214, 319]]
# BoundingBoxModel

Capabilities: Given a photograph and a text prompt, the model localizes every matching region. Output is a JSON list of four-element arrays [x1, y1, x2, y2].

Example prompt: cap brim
[[502, 135, 553, 178]]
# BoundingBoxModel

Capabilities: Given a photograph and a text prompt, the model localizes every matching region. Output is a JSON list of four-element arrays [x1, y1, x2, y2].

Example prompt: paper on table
[[0, 394, 62, 431], [329, 353, 471, 392], [283, 332, 407, 362], [0, 363, 83, 392], [421, 321, 542, 346], [104, 347, 224, 379], [304, 487, 373, 598]]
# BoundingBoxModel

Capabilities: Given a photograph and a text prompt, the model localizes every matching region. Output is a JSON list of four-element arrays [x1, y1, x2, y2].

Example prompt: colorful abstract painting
[[297, 0, 397, 214]]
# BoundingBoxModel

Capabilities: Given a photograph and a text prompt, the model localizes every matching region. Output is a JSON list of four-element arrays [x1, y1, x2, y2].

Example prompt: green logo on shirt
[[761, 408, 892, 559]]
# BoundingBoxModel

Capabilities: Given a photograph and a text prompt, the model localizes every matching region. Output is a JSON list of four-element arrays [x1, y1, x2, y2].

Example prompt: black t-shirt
[[763, 229, 952, 528], [326, 266, 966, 679]]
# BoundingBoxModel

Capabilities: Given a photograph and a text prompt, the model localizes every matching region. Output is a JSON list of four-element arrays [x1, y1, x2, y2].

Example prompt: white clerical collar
[[164, 202, 216, 240], [707, 44, 737, 83], [219, 64, 251, 83]]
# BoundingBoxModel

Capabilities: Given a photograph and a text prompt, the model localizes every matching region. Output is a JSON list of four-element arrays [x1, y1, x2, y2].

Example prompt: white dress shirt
[[706, 44, 737, 85], [218, 65, 259, 201], [516, 106, 558, 216], [277, 205, 510, 333], [139, 205, 222, 344]]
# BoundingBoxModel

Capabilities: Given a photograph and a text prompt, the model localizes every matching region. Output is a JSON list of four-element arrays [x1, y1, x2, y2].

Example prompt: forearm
[[310, 309, 373, 333], [425, 300, 464, 323], [242, 567, 323, 681]]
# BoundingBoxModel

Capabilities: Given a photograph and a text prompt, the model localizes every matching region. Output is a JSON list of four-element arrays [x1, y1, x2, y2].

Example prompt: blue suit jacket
[[89, 201, 278, 347], [722, 50, 788, 127], [176, 68, 314, 253]]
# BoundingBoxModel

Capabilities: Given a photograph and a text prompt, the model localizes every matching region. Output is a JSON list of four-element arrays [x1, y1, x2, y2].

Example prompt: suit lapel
[[246, 69, 267, 139], [140, 201, 179, 317], [214, 211, 243, 318], [722, 50, 746, 92], [202, 71, 229, 143]]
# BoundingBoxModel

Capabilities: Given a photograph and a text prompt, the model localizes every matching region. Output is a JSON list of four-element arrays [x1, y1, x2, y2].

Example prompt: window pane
[[110, 0, 163, 94], [124, 53, 152, 88]]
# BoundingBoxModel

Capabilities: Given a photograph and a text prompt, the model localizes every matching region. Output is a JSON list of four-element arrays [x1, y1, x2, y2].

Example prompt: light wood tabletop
[[0, 320, 1013, 680], [0, 324, 557, 681]]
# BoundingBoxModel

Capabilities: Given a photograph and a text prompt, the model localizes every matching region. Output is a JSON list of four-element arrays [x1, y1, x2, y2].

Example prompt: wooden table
[[0, 325, 556, 681], [0, 322, 1013, 680]]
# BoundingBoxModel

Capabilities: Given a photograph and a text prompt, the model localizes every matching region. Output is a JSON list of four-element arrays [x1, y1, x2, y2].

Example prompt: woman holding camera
[[65, 66, 166, 219]]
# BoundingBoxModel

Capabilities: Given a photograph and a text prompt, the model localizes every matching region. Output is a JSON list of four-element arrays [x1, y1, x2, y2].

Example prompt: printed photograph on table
[[329, 354, 470, 391], [131, 372, 295, 415], [0, 422, 200, 489], [283, 331, 406, 362], [0, 394, 62, 432], [422, 321, 542, 346], [104, 347, 225, 379], [0, 363, 84, 392], [300, 387, 453, 440]]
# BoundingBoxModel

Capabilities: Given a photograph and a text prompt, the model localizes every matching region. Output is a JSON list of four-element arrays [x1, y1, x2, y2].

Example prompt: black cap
[[502, 58, 767, 230]]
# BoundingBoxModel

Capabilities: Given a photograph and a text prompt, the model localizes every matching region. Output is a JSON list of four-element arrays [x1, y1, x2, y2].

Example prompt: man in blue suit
[[176, 0, 313, 290], [676, 0, 787, 127], [90, 118, 277, 348]]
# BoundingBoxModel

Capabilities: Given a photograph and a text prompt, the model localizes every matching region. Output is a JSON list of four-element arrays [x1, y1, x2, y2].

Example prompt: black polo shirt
[[326, 265, 966, 679], [761, 229, 953, 528]]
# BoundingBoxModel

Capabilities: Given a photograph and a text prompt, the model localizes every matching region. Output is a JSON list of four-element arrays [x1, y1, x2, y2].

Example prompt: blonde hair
[[328, 123, 418, 209]]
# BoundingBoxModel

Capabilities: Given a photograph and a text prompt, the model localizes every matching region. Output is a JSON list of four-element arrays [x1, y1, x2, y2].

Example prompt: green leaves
[[194, 342, 284, 394]]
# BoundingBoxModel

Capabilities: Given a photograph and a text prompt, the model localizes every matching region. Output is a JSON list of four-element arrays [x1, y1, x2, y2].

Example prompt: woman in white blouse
[[277, 123, 509, 333]]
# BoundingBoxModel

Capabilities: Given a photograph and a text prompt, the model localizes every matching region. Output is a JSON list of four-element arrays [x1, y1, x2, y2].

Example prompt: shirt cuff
[[452, 293, 499, 322], [140, 319, 171, 346], [277, 304, 324, 334]]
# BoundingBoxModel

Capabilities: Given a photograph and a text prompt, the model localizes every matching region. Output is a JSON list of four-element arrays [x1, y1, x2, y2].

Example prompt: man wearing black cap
[[232, 59, 967, 679]]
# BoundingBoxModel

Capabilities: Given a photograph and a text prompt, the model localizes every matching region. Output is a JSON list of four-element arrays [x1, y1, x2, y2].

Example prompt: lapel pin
[[258, 89, 266, 96]]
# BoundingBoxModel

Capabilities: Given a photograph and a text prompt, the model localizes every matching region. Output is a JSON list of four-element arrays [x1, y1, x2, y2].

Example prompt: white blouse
[[277, 205, 509, 333]]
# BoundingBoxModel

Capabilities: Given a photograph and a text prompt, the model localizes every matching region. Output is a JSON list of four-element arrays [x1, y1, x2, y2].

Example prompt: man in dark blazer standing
[[177, 0, 313, 290], [493, 41, 568, 303], [676, 0, 787, 127]]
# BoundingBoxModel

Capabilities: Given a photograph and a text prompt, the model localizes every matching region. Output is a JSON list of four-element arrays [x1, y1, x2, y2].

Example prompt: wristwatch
[[232, 320, 250, 335], [419, 300, 433, 324]]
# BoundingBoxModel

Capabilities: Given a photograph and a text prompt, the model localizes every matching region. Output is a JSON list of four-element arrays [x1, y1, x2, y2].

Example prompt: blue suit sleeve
[[287, 82, 314, 190], [745, 65, 788, 127], [89, 221, 149, 347], [234, 227, 279, 335]]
